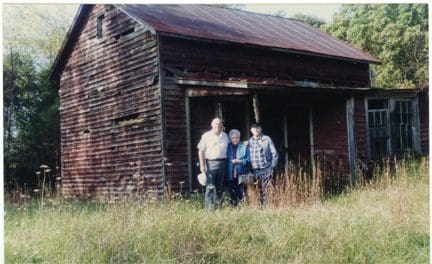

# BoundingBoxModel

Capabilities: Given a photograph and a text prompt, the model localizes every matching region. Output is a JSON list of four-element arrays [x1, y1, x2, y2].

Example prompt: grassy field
[[5, 159, 429, 263]]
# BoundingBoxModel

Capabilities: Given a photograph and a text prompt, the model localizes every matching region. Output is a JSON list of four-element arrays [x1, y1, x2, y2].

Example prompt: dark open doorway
[[286, 105, 311, 164], [216, 96, 250, 141], [259, 95, 313, 171]]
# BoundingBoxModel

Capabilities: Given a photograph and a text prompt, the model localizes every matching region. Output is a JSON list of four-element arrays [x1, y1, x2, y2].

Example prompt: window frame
[[365, 98, 391, 159], [365, 95, 420, 160], [97, 14, 105, 39]]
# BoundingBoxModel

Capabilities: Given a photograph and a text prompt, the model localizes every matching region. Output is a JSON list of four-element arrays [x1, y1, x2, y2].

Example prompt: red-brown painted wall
[[354, 96, 369, 161], [313, 97, 351, 182], [59, 4, 163, 199], [160, 36, 370, 87]]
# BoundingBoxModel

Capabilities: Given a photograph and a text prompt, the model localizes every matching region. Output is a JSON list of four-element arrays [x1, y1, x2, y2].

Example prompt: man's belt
[[206, 158, 227, 161]]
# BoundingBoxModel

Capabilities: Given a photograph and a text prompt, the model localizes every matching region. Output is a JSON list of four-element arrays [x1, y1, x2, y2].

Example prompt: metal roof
[[117, 4, 380, 64]]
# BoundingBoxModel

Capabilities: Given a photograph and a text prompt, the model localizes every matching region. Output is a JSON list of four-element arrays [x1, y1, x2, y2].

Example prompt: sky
[[2, 3, 342, 23]]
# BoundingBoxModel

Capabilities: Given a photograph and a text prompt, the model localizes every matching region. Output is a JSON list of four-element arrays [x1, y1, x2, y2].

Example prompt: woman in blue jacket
[[226, 129, 250, 206]]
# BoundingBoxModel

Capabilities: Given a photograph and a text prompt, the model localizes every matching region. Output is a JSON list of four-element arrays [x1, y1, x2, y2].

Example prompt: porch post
[[309, 107, 315, 167], [185, 96, 192, 192], [283, 106, 289, 176], [346, 96, 356, 185], [412, 96, 422, 154], [245, 99, 250, 139], [388, 99, 395, 156], [252, 93, 261, 123]]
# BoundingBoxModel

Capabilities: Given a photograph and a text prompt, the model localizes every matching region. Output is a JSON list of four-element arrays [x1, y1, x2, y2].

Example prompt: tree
[[210, 4, 245, 10], [267, 9, 288, 18], [3, 4, 78, 68], [3, 51, 60, 191], [291, 13, 326, 28], [4, 50, 39, 189], [324, 4, 428, 88], [3, 4, 72, 192]]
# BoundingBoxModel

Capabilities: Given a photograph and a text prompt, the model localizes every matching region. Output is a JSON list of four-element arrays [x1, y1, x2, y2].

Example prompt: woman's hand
[[232, 159, 242, 164]]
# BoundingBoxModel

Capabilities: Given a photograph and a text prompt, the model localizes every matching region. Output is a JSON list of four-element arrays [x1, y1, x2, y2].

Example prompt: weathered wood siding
[[353, 96, 369, 161], [161, 78, 189, 192], [161, 76, 215, 191], [160, 36, 370, 87], [59, 4, 163, 199], [419, 90, 429, 154], [313, 97, 351, 182]]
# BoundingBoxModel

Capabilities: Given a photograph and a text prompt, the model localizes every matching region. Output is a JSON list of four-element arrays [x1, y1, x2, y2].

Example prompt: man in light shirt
[[198, 117, 229, 210]]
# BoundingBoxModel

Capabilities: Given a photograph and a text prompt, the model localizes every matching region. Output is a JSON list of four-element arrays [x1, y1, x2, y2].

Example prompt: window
[[114, 27, 135, 40], [97, 14, 104, 39], [393, 100, 413, 153], [366, 98, 418, 159], [367, 99, 389, 159]]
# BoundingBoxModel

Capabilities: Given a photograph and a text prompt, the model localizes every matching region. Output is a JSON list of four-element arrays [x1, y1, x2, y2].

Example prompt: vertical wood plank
[[346, 96, 356, 185]]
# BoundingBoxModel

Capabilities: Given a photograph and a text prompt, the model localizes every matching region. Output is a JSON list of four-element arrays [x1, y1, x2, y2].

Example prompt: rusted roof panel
[[116, 4, 380, 64]]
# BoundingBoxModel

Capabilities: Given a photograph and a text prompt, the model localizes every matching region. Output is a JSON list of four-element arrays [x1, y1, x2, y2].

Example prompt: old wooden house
[[50, 4, 429, 199]]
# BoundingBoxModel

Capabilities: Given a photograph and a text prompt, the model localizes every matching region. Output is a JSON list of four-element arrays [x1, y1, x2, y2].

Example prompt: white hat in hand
[[197, 173, 207, 186]]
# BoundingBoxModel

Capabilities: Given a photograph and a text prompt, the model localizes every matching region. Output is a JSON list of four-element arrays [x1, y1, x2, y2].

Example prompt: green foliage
[[267, 9, 288, 18], [5, 166, 429, 263], [3, 51, 60, 191], [210, 4, 245, 10], [3, 4, 70, 191], [291, 13, 326, 28], [324, 4, 428, 88], [3, 4, 78, 67]]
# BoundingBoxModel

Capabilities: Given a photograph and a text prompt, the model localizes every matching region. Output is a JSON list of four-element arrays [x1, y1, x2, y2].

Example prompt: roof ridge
[[199, 4, 311, 24]]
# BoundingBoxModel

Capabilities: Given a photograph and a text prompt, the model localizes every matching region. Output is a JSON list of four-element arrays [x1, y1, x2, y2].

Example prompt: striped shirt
[[249, 136, 268, 169]]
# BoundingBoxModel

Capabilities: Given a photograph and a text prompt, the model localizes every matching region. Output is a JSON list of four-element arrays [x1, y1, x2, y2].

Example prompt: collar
[[211, 130, 223, 138], [252, 135, 263, 140]]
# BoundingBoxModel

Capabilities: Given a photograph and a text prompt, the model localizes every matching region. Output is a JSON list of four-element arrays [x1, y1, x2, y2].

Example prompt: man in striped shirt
[[249, 123, 278, 206]]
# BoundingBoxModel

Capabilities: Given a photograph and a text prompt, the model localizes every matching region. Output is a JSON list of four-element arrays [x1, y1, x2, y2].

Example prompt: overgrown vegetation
[[5, 158, 429, 263], [324, 4, 428, 89]]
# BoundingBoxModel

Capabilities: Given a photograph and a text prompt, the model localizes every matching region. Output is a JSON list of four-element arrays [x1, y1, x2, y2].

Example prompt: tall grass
[[244, 157, 429, 208], [5, 158, 429, 263]]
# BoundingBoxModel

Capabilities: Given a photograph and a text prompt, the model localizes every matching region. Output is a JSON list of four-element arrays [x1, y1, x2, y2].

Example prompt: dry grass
[[244, 157, 428, 209], [5, 158, 429, 263]]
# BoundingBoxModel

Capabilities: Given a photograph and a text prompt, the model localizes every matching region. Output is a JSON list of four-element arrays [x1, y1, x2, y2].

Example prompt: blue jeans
[[253, 167, 273, 206], [205, 159, 226, 210]]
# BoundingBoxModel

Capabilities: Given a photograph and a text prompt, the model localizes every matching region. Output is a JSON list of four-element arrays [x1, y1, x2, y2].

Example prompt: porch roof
[[174, 77, 425, 97]]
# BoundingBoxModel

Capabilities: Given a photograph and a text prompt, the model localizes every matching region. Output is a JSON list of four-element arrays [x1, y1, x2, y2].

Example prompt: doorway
[[215, 97, 250, 141], [285, 105, 311, 163]]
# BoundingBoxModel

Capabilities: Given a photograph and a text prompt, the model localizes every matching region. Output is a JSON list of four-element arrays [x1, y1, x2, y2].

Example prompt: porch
[[181, 81, 354, 190]]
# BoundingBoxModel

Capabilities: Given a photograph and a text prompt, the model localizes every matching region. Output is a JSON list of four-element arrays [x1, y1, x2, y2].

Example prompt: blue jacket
[[248, 135, 279, 169], [226, 142, 250, 181]]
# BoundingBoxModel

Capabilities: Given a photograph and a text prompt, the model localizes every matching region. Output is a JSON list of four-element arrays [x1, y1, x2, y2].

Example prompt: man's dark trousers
[[205, 159, 226, 210]]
